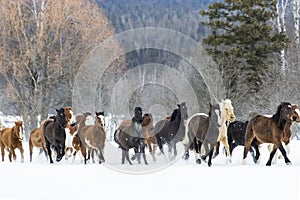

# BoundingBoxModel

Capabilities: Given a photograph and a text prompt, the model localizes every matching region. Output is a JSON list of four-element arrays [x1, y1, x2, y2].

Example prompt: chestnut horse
[[243, 102, 300, 166], [0, 121, 24, 162], [142, 113, 157, 162], [77, 112, 106, 164]]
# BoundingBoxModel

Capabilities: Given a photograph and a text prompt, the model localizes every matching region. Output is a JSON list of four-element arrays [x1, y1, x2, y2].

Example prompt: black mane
[[170, 109, 178, 121]]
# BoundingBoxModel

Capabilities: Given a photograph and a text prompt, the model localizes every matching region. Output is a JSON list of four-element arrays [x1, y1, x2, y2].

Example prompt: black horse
[[43, 108, 67, 164], [114, 107, 148, 165], [214, 120, 257, 159], [153, 102, 188, 158]]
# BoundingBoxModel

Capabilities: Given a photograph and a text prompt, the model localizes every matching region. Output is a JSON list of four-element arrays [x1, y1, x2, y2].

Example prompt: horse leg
[[29, 140, 33, 162], [195, 140, 202, 164], [121, 149, 126, 164], [275, 141, 291, 165], [45, 140, 53, 164], [125, 149, 133, 165], [183, 130, 194, 160], [207, 145, 215, 167], [220, 136, 231, 158], [173, 143, 177, 157], [141, 144, 148, 165], [242, 123, 255, 164], [266, 145, 278, 166], [0, 142, 5, 161], [155, 135, 164, 155], [213, 142, 220, 158], [8, 149, 13, 162], [98, 146, 105, 164], [19, 145, 24, 163]]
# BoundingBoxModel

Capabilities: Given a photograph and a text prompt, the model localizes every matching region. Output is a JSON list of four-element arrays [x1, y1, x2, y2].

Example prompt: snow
[[1, 139, 300, 200]]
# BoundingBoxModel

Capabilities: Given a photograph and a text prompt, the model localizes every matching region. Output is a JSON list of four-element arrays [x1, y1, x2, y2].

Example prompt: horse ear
[[56, 109, 59, 113], [15, 121, 18, 126]]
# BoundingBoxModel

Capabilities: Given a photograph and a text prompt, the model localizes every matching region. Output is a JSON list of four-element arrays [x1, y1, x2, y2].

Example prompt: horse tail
[[114, 128, 123, 149]]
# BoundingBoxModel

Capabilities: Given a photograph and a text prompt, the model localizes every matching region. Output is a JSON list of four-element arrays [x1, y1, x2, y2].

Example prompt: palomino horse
[[153, 102, 188, 158], [0, 121, 24, 162], [243, 102, 300, 166], [43, 108, 67, 163], [184, 99, 235, 166], [114, 107, 147, 165], [77, 112, 106, 164]]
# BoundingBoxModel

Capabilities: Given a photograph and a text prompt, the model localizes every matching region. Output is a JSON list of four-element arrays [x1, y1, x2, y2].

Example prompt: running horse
[[243, 102, 300, 166], [114, 107, 147, 165], [0, 121, 24, 162], [184, 99, 235, 166], [29, 106, 76, 162], [77, 112, 106, 164], [43, 108, 67, 163], [153, 102, 188, 158]]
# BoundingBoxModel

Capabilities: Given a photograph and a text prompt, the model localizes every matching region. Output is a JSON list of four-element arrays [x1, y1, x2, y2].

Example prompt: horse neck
[[219, 105, 227, 126]]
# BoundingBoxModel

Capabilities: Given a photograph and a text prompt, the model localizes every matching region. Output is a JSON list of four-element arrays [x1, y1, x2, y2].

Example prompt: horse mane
[[170, 109, 178, 121], [271, 102, 290, 123]]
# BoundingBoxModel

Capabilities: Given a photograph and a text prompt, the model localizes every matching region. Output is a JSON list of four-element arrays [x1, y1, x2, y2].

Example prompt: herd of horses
[[0, 100, 300, 167]]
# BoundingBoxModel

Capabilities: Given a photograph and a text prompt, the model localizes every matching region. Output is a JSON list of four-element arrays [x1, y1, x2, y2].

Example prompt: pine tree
[[200, 0, 289, 96]]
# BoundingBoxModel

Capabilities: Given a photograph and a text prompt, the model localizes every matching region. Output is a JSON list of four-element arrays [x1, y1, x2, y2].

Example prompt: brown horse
[[114, 107, 147, 165], [0, 121, 24, 162], [77, 112, 106, 164], [142, 113, 157, 162], [243, 102, 300, 166]]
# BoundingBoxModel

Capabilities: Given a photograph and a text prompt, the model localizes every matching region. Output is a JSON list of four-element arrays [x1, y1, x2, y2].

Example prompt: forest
[[0, 0, 299, 138]]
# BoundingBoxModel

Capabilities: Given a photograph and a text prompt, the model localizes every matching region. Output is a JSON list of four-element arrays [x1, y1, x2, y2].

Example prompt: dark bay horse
[[77, 112, 106, 164], [153, 102, 188, 158], [43, 108, 67, 163], [243, 102, 300, 166], [0, 121, 24, 162], [114, 107, 147, 165]]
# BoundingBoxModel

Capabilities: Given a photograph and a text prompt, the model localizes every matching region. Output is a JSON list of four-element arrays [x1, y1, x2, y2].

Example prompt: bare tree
[[0, 0, 114, 138]]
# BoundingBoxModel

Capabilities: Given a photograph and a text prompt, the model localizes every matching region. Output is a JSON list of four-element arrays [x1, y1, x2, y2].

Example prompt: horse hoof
[[196, 159, 201, 164], [286, 161, 292, 165], [183, 154, 189, 160], [208, 163, 212, 167]]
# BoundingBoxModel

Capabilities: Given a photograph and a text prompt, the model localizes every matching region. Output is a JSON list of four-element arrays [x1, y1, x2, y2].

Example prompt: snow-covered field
[[1, 139, 300, 200]]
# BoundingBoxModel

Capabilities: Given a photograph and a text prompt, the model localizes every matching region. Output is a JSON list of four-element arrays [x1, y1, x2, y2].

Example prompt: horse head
[[178, 102, 188, 120], [56, 108, 67, 129], [221, 99, 236, 123], [13, 120, 24, 141], [276, 102, 300, 123], [209, 103, 222, 127], [142, 113, 154, 129], [95, 111, 105, 127], [64, 107, 76, 124], [133, 107, 143, 123]]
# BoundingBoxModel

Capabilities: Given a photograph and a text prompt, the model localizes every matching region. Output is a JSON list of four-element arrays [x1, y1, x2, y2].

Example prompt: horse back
[[0, 127, 11, 146], [43, 120, 66, 143], [188, 115, 209, 141]]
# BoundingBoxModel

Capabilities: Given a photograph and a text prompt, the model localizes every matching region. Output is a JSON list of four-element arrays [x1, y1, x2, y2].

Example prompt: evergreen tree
[[200, 0, 288, 97]]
